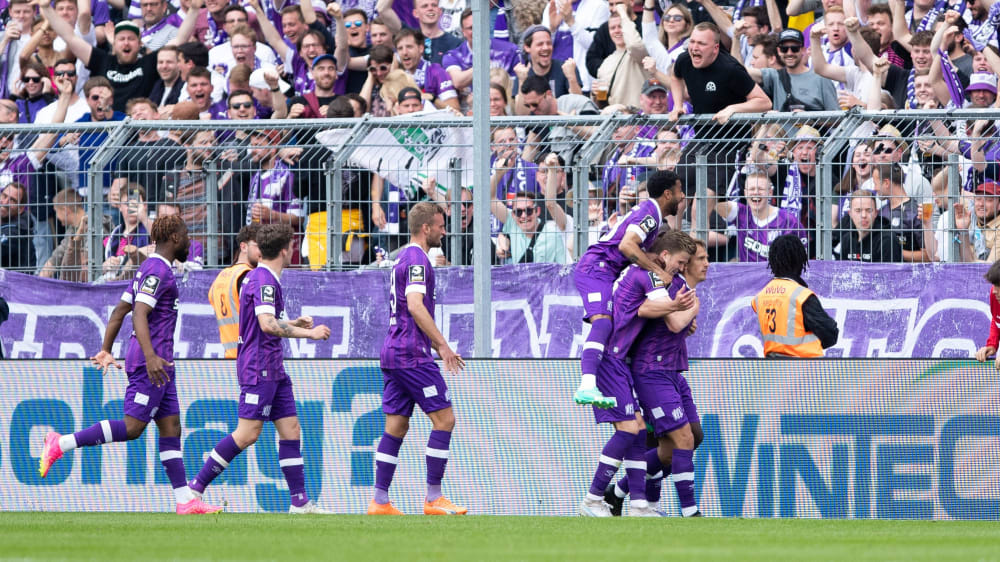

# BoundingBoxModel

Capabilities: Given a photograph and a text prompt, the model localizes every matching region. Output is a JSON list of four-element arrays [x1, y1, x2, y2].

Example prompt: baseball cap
[[114, 21, 141, 37], [520, 24, 551, 48], [641, 78, 668, 95], [248, 68, 291, 93], [312, 53, 338, 67], [966, 72, 998, 95], [250, 129, 285, 145], [778, 29, 804, 45], [975, 181, 1000, 195], [397, 87, 423, 104]]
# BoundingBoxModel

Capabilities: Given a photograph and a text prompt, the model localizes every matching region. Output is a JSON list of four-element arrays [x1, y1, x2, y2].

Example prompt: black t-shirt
[[423, 32, 463, 65], [88, 48, 159, 113], [345, 44, 370, 94], [518, 59, 581, 98], [673, 50, 756, 115]]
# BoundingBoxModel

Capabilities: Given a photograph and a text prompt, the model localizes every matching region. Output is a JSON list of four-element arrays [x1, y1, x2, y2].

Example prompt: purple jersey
[[729, 203, 808, 262], [601, 126, 658, 191], [122, 254, 178, 371], [491, 155, 539, 200], [0, 153, 39, 191], [237, 265, 287, 386], [380, 244, 435, 369], [409, 59, 457, 103], [607, 265, 669, 359], [578, 198, 662, 275], [247, 160, 304, 225], [630, 275, 692, 372], [441, 38, 519, 78]]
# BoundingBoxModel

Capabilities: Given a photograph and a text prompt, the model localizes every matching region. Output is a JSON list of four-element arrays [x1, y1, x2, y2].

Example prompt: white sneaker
[[628, 505, 664, 517], [578, 498, 612, 517], [289, 500, 333, 514]]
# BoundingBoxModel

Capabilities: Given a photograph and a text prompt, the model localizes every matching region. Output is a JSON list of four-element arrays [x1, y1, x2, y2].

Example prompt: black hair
[[150, 214, 186, 244], [520, 75, 551, 96], [646, 170, 681, 199], [767, 234, 809, 279], [256, 223, 294, 260]]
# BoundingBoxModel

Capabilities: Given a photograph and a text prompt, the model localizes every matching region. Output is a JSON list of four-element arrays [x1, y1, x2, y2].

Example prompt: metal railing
[[0, 109, 997, 282]]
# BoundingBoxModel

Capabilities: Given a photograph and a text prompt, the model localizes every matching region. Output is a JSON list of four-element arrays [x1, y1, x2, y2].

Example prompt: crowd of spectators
[[0, 0, 997, 279]]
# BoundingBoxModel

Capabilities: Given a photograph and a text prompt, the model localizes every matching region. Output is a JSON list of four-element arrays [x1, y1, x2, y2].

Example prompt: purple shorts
[[123, 367, 180, 422], [593, 357, 639, 424], [238, 377, 298, 421], [632, 368, 700, 436], [573, 259, 617, 320], [382, 363, 451, 417]]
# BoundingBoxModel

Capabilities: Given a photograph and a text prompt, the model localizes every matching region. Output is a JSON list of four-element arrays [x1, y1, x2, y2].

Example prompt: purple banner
[[0, 262, 991, 359]]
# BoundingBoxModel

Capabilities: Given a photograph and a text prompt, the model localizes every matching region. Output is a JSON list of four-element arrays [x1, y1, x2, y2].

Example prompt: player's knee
[[157, 418, 181, 438], [670, 425, 695, 450], [432, 410, 455, 432], [384, 416, 409, 438], [234, 427, 261, 448], [657, 439, 674, 465], [124, 421, 147, 441]]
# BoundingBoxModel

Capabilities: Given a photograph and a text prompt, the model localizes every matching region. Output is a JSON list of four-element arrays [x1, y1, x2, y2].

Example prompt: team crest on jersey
[[262, 285, 276, 304], [139, 275, 160, 295], [409, 265, 425, 283], [648, 271, 665, 288], [639, 215, 656, 233]]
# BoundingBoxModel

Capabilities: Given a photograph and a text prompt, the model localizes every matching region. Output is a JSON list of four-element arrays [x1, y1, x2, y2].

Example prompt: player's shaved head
[[768, 234, 808, 279], [150, 214, 186, 244], [257, 223, 294, 260]]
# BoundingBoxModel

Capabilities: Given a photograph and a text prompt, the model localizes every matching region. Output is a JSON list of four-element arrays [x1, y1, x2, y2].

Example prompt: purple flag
[[939, 48, 966, 107]]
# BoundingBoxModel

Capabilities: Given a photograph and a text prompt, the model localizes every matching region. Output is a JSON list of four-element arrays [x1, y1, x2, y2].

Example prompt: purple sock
[[644, 447, 665, 506], [158, 437, 188, 490], [580, 317, 612, 386], [279, 439, 309, 507], [425, 430, 451, 502], [672, 448, 698, 516], [587, 430, 631, 498], [72, 420, 128, 447], [625, 434, 647, 505], [374, 433, 403, 505], [192, 434, 243, 494]]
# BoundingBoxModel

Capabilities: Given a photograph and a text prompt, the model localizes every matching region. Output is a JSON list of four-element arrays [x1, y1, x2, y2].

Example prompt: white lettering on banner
[[296, 306, 352, 357], [538, 294, 587, 357], [711, 297, 991, 358], [7, 304, 106, 358], [491, 299, 542, 358], [172, 303, 217, 358], [439, 303, 473, 357]]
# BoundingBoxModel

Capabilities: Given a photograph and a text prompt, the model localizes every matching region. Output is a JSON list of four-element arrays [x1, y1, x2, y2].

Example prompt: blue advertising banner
[[1, 360, 996, 518]]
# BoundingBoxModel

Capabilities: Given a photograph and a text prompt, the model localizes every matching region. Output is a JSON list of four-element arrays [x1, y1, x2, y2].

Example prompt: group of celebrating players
[[35, 169, 709, 517]]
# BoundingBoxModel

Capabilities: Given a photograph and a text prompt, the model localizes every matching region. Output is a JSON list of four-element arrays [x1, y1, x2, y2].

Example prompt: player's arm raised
[[407, 292, 465, 373], [90, 299, 131, 374], [619, 231, 671, 284], [132, 302, 172, 387], [258, 313, 330, 340]]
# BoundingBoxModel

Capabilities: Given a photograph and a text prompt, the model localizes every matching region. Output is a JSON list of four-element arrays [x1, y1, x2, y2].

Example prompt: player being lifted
[[579, 230, 696, 517], [608, 237, 710, 517], [39, 215, 221, 515], [188, 223, 333, 513], [573, 170, 685, 408], [209, 225, 261, 358], [369, 202, 467, 516]]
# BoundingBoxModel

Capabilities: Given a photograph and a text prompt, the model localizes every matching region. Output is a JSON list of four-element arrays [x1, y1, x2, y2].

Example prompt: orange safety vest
[[208, 263, 252, 359], [751, 278, 824, 358]]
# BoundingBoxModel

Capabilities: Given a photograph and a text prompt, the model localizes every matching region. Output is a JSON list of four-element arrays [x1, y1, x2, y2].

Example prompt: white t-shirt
[[33, 96, 90, 125]]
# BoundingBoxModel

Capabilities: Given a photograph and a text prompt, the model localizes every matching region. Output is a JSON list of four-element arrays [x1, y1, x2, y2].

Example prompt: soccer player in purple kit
[[579, 230, 697, 517], [608, 238, 711, 517], [715, 172, 809, 262], [573, 170, 686, 409], [368, 202, 467, 516], [39, 215, 222, 515], [188, 223, 333, 514]]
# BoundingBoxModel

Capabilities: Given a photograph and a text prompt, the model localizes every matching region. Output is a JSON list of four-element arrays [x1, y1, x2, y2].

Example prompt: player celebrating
[[579, 231, 696, 517], [608, 238, 710, 517], [39, 215, 221, 515], [573, 170, 686, 408], [188, 223, 332, 513], [369, 202, 467, 516], [209, 224, 261, 358]]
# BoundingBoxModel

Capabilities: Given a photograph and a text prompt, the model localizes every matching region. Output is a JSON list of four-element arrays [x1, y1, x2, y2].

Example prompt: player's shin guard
[[159, 437, 195, 504], [191, 434, 243, 494], [64, 420, 128, 451], [373, 433, 403, 505], [644, 447, 665, 505], [624, 434, 647, 509], [671, 448, 698, 516], [587, 430, 631, 499], [279, 440, 309, 508], [579, 318, 612, 390], [425, 430, 451, 502]]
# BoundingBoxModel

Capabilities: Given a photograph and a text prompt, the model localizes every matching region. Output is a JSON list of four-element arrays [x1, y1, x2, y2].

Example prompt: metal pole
[[947, 153, 962, 262], [695, 154, 708, 243], [472, 1, 492, 357], [449, 158, 463, 266], [573, 159, 588, 259], [324, 160, 336, 271], [204, 159, 219, 268], [86, 120, 131, 281]]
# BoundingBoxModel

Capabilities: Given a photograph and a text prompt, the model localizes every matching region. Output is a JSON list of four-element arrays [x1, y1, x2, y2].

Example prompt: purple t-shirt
[[380, 244, 435, 369], [441, 38, 519, 78], [247, 160, 304, 225], [728, 203, 808, 262], [288, 48, 315, 95], [237, 265, 287, 385], [578, 198, 662, 275], [491, 155, 539, 200], [602, 126, 658, 191], [0, 153, 38, 192], [122, 254, 178, 371], [409, 59, 457, 103], [607, 265, 669, 360], [631, 274, 692, 372]]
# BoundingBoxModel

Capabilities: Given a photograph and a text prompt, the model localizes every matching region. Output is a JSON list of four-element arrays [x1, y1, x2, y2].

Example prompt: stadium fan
[[714, 172, 809, 263]]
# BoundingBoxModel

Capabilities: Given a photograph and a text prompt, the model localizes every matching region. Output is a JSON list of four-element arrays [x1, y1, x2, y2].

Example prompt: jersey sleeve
[[253, 280, 278, 317], [134, 269, 168, 308], [403, 257, 429, 296], [644, 270, 669, 300]]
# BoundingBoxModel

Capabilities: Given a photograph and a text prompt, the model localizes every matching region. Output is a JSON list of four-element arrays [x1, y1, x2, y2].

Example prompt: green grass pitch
[[2, 513, 999, 561]]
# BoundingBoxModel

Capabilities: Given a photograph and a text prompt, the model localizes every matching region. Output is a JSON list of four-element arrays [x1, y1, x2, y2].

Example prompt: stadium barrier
[[3, 108, 998, 281], [1, 359, 996, 519]]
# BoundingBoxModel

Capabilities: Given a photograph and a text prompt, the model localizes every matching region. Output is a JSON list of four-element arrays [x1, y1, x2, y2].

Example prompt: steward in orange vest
[[208, 225, 260, 358], [751, 234, 838, 357]]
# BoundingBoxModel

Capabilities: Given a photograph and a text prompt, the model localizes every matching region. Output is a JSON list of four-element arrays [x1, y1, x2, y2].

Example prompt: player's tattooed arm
[[258, 313, 330, 340]]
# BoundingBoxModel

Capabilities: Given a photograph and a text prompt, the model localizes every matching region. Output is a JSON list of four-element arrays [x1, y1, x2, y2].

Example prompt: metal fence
[[1, 109, 997, 281]]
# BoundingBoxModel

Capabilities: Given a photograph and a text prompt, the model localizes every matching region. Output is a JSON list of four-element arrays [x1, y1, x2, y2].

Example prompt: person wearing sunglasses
[[341, 9, 373, 94], [361, 44, 395, 116], [492, 191, 567, 264], [12, 61, 56, 125], [641, 1, 694, 76], [746, 28, 838, 112]]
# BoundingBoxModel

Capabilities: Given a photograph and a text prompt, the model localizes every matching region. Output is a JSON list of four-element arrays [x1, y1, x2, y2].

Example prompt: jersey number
[[389, 271, 397, 317], [765, 307, 777, 333]]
